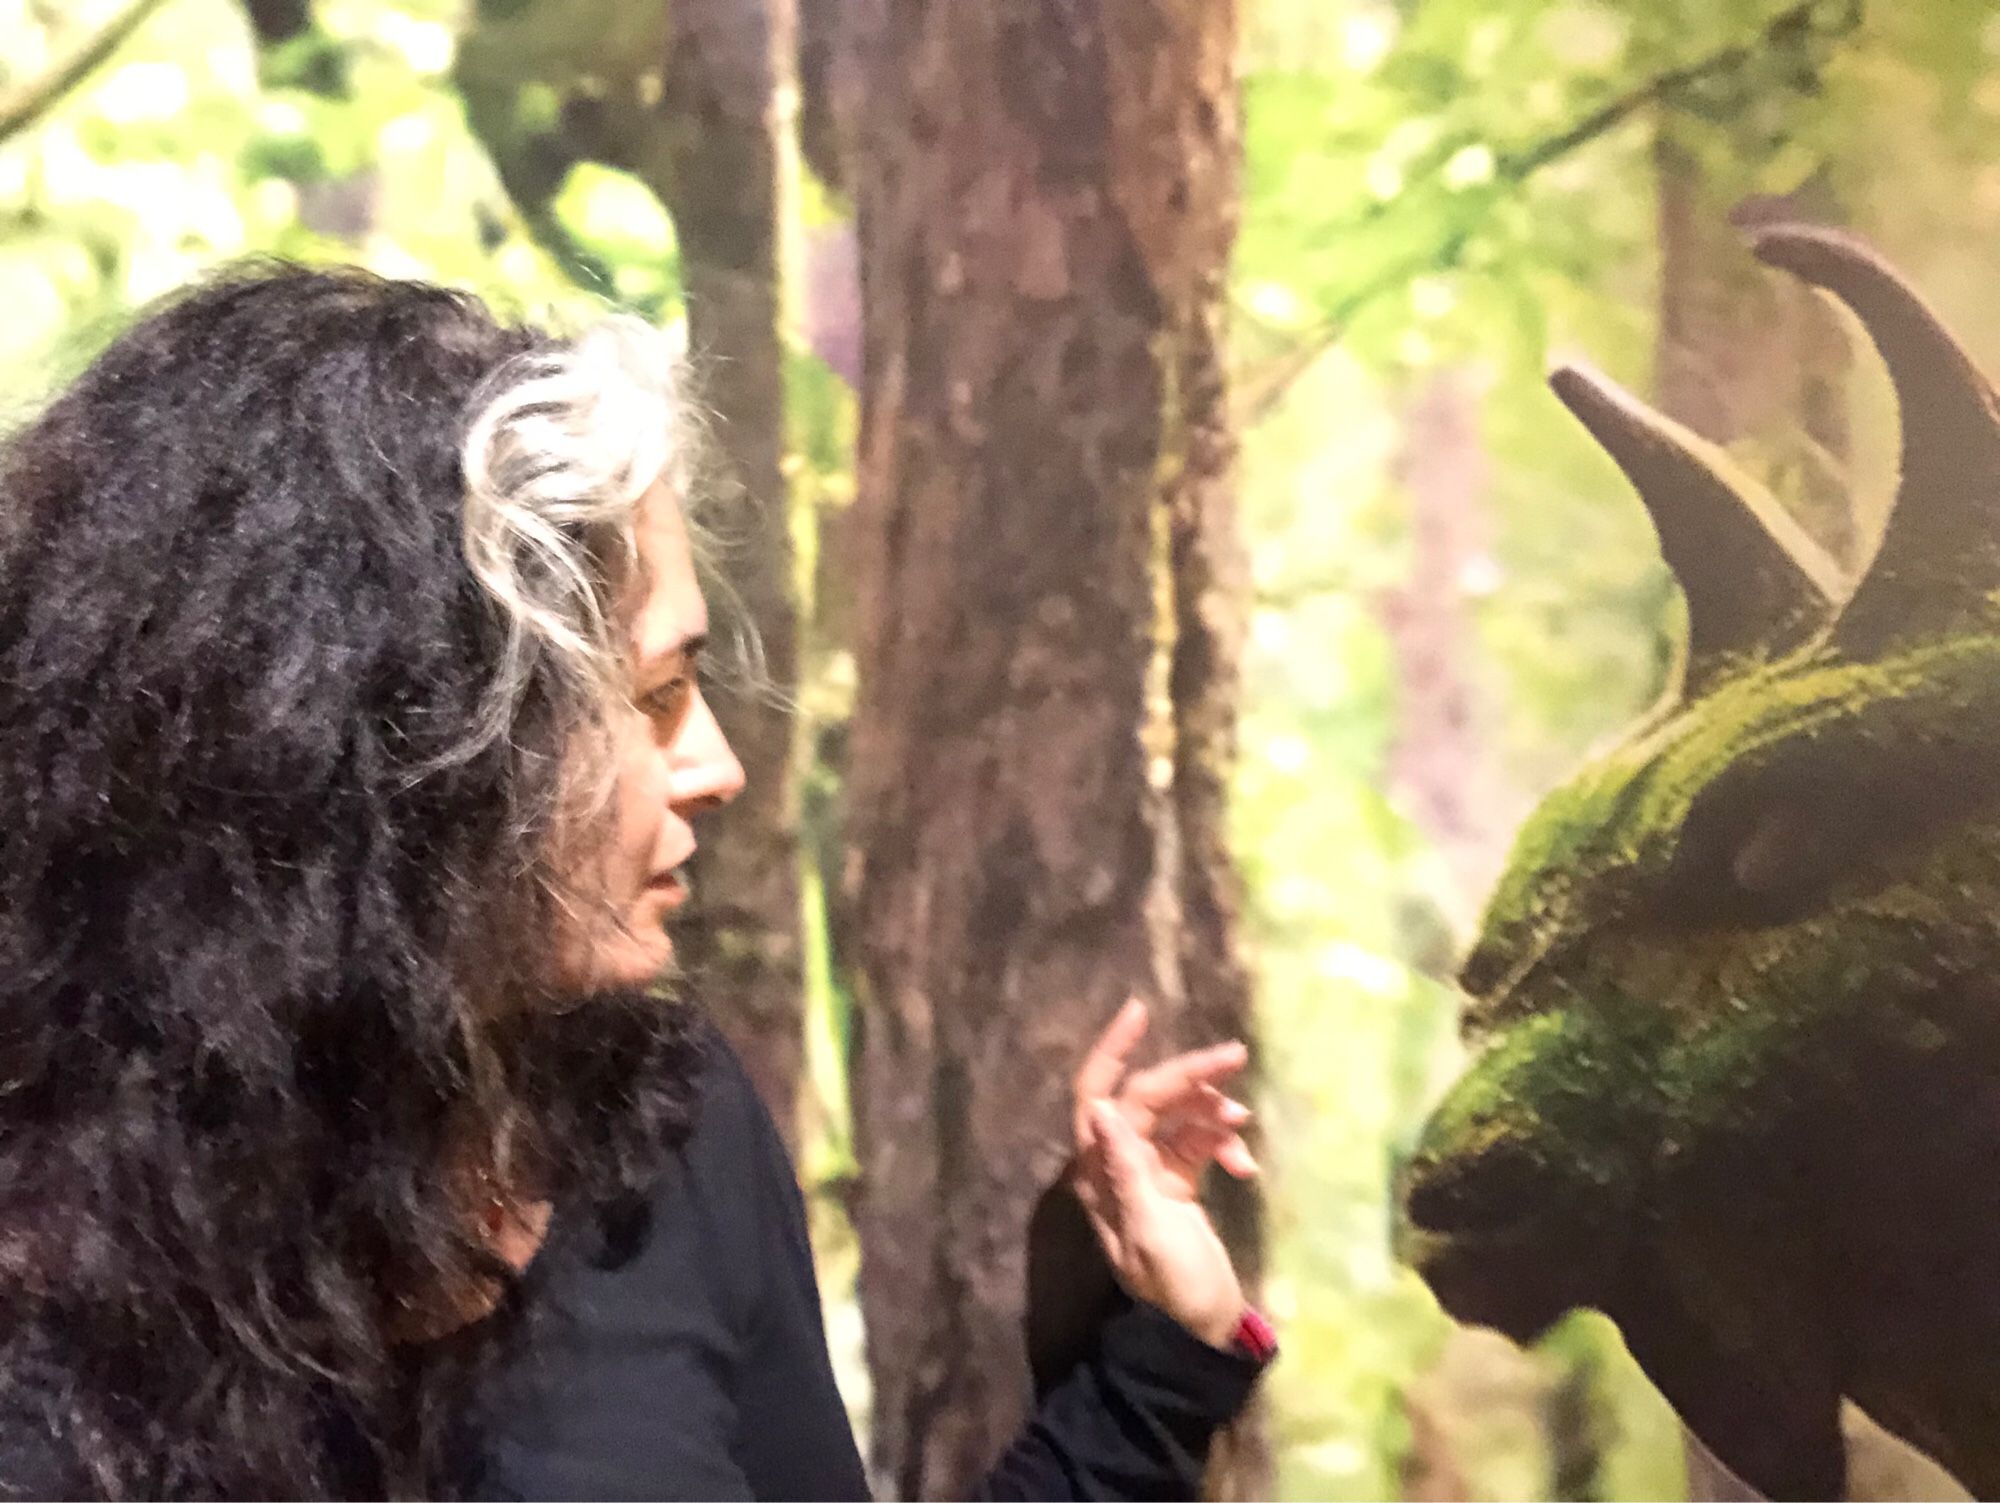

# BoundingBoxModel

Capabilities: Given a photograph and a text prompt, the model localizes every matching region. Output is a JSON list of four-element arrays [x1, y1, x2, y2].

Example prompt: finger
[[1081, 1201, 1124, 1269], [1073, 1112, 1126, 1265], [1209, 1086, 1252, 1127], [1216, 1135, 1261, 1179], [1154, 1120, 1224, 1186], [1118, 1070, 1250, 1146], [1121, 1041, 1249, 1115], [1074, 1000, 1150, 1150], [1146, 1089, 1246, 1157], [1092, 1099, 1156, 1205], [1074, 998, 1150, 1106], [1188, 1085, 1260, 1176], [1188, 1083, 1252, 1128], [1155, 1107, 1261, 1182], [1155, 1121, 1249, 1185]]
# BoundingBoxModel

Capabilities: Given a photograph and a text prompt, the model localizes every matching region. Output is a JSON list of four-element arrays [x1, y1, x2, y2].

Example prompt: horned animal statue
[[1398, 224, 2000, 1501]]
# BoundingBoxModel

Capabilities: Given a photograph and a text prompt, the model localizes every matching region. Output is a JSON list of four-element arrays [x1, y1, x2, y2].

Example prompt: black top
[[0, 1034, 1266, 1499], [468, 1035, 1268, 1500]]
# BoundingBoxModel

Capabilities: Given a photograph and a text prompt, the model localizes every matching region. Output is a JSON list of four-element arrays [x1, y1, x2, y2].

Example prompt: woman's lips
[[647, 867, 692, 907]]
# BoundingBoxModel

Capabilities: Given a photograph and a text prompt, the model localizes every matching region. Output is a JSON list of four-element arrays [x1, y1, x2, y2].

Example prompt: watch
[[1229, 1305, 1279, 1363]]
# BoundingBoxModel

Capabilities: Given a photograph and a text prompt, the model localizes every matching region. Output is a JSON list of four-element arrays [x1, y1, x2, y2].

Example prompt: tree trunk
[[651, 0, 808, 1150], [843, 2, 1257, 1496], [1157, 65, 1269, 1498]]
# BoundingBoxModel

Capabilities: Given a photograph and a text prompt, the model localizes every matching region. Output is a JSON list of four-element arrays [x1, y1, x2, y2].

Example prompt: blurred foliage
[[0, 0, 673, 396], [5, 0, 2000, 1497]]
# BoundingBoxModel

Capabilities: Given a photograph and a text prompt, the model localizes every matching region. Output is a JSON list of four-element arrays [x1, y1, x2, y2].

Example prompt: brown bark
[[649, 0, 808, 1150], [843, 1, 1256, 1496], [797, 0, 882, 196], [1151, 18, 1267, 1494]]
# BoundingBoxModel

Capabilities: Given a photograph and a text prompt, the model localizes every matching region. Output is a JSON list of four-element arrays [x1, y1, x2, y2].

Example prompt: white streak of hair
[[454, 315, 696, 774]]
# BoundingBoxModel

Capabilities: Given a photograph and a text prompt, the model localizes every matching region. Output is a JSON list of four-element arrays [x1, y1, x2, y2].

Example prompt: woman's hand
[[1068, 999, 1257, 1349]]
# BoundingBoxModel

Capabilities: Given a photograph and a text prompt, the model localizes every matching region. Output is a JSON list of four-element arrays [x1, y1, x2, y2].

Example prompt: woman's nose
[[667, 689, 747, 814]]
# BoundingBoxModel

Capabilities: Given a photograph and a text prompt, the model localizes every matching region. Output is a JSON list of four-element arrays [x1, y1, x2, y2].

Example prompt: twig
[[1237, 0, 1864, 427], [0, 0, 179, 151]]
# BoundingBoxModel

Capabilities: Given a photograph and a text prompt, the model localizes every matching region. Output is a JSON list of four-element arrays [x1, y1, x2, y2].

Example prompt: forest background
[[2, 0, 1996, 1497]]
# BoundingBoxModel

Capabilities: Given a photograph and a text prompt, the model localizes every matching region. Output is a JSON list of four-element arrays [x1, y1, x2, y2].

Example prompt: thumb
[[1090, 1100, 1154, 1202]]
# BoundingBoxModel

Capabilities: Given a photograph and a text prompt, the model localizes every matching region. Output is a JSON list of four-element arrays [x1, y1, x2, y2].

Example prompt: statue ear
[[1665, 781, 1865, 925], [1725, 798, 1843, 906], [1666, 732, 1989, 926]]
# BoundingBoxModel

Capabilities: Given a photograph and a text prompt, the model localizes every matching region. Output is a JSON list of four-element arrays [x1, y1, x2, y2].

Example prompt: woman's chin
[[605, 932, 676, 991], [548, 889, 687, 995], [559, 925, 676, 995]]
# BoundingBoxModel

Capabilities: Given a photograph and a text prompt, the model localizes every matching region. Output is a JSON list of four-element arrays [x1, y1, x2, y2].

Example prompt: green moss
[[1468, 626, 2000, 1014], [1406, 602, 2000, 1493]]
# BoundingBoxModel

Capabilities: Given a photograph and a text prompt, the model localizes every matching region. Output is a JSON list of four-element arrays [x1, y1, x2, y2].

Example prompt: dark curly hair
[[0, 263, 703, 1496]]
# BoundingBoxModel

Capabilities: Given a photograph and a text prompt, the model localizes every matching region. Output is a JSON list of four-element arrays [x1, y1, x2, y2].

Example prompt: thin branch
[[1237, 0, 1865, 428], [0, 0, 179, 151]]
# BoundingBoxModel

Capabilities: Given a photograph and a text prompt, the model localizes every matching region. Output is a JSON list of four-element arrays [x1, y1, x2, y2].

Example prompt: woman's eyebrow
[[638, 631, 709, 679]]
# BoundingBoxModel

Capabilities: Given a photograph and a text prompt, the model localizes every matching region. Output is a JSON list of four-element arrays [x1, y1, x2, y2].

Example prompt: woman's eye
[[642, 678, 692, 724]]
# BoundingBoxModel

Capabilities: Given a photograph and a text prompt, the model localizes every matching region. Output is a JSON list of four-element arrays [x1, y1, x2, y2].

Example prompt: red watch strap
[[1230, 1305, 1278, 1363]]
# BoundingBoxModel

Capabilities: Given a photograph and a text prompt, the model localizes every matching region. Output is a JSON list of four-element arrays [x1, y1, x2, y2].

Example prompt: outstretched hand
[[1068, 998, 1256, 1349]]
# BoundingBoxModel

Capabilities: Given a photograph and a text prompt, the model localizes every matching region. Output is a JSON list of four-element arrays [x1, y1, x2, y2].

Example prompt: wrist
[[1182, 1302, 1278, 1360], [1189, 1298, 1249, 1351]]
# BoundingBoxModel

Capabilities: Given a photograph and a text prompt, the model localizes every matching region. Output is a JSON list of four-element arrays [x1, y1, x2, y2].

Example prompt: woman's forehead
[[630, 480, 707, 664]]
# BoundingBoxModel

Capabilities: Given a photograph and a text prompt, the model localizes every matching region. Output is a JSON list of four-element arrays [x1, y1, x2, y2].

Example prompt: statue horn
[[1550, 363, 1841, 697], [1750, 223, 2000, 653]]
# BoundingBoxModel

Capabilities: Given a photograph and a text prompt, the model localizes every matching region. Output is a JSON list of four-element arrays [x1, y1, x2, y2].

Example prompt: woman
[[0, 263, 1269, 1498]]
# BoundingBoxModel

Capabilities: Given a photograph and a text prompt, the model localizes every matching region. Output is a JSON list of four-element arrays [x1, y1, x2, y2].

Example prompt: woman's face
[[554, 480, 745, 992]]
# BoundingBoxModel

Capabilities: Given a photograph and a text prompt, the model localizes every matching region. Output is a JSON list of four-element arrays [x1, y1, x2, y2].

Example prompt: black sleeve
[[725, 1039, 1266, 1502], [971, 1299, 1265, 1502], [735, 1071, 1267, 1502]]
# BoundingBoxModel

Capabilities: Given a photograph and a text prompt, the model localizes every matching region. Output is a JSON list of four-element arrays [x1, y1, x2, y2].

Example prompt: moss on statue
[[1398, 227, 2000, 1500]]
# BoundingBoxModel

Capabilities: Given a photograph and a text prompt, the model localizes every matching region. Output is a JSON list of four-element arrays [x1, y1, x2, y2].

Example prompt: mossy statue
[[1397, 224, 2000, 1501]]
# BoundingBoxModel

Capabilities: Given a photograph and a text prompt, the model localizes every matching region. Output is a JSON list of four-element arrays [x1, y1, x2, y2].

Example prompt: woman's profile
[[0, 263, 1271, 1498]]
